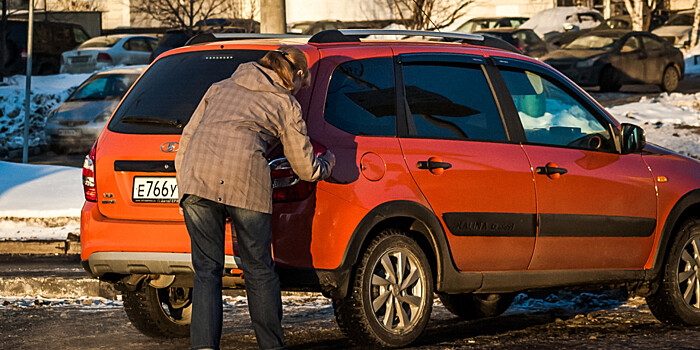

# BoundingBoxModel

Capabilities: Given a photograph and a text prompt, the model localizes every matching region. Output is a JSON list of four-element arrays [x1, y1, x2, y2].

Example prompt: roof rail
[[185, 33, 309, 45], [309, 29, 484, 43]]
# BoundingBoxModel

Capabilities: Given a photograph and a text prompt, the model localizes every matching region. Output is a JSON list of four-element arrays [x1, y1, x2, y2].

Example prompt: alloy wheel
[[677, 237, 700, 310]]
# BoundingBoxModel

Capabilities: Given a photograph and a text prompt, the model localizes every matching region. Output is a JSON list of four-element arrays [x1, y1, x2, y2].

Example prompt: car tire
[[333, 229, 433, 348], [122, 284, 192, 338], [660, 65, 680, 92], [599, 66, 621, 92], [437, 292, 516, 320], [646, 218, 700, 325]]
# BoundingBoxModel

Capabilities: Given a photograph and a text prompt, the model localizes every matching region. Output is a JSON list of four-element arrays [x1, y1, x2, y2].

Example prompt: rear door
[[98, 49, 268, 221], [495, 57, 657, 270], [395, 50, 537, 272], [640, 35, 667, 83]]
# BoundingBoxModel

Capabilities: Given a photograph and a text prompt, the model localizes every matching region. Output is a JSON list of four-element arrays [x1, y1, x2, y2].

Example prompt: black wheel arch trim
[[649, 189, 700, 280]]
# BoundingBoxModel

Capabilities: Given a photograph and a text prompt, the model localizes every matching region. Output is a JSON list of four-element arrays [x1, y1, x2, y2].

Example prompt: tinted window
[[642, 36, 664, 50], [109, 50, 266, 134], [68, 74, 139, 101], [402, 63, 506, 141], [500, 68, 615, 152], [324, 57, 396, 136], [125, 38, 151, 52], [73, 27, 89, 45], [621, 36, 641, 52]]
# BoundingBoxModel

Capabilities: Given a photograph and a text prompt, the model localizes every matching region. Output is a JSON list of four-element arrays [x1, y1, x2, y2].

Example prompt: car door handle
[[536, 163, 568, 179], [417, 160, 452, 170]]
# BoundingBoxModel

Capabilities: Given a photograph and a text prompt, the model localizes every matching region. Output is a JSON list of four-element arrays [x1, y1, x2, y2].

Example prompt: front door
[[395, 51, 537, 272], [497, 62, 658, 270]]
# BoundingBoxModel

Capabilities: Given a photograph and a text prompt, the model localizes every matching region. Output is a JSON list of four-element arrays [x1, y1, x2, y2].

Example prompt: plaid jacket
[[175, 62, 332, 213]]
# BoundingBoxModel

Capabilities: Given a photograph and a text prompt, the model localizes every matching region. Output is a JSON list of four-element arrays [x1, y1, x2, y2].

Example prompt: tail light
[[82, 143, 97, 202], [20, 49, 27, 61], [97, 53, 112, 63], [270, 141, 326, 203]]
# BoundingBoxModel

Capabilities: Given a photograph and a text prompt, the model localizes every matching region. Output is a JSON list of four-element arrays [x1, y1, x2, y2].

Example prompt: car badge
[[160, 142, 179, 153]]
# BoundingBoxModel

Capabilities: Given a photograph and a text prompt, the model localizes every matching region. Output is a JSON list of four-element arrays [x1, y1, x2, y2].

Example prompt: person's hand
[[320, 150, 336, 169]]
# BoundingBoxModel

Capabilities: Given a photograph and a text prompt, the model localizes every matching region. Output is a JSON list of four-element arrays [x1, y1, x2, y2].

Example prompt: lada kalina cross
[[80, 30, 700, 347]]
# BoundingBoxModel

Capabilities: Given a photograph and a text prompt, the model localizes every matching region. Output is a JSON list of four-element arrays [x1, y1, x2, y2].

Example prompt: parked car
[[455, 16, 529, 33], [547, 14, 668, 48], [1, 20, 90, 76], [475, 27, 549, 57], [542, 30, 684, 92], [652, 9, 695, 47], [521, 6, 604, 39], [46, 66, 144, 154], [287, 20, 395, 35], [60, 34, 157, 74], [80, 29, 700, 348]]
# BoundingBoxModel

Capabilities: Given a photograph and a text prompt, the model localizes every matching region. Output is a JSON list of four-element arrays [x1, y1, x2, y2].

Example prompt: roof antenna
[[409, 0, 441, 32]]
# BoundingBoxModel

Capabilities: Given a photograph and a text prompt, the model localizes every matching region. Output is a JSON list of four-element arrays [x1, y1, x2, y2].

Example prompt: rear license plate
[[71, 56, 90, 63], [57, 128, 80, 136], [132, 177, 179, 203]]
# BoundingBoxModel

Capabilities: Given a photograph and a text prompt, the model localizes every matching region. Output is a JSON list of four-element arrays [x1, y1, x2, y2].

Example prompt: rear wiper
[[120, 116, 184, 128]]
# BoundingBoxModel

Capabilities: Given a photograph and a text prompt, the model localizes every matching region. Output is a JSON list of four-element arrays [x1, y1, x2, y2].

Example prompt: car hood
[[54, 100, 119, 121], [542, 49, 607, 61], [652, 26, 691, 37]]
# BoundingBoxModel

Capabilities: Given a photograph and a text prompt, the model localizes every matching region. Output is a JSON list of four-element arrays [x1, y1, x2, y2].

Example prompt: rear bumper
[[83, 251, 240, 277]]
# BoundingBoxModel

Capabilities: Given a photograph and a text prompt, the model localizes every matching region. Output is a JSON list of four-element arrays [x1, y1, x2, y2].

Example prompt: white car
[[60, 34, 157, 74], [652, 10, 694, 48], [520, 7, 604, 39]]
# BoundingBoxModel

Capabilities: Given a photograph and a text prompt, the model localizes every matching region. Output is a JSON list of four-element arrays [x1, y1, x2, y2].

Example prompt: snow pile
[[0, 296, 122, 309], [520, 7, 601, 38], [0, 219, 79, 241], [606, 93, 700, 158], [0, 73, 91, 155], [0, 161, 83, 218], [684, 45, 700, 76]]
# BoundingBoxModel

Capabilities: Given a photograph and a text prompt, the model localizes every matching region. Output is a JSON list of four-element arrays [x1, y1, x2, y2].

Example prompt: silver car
[[60, 34, 157, 74], [46, 67, 145, 153]]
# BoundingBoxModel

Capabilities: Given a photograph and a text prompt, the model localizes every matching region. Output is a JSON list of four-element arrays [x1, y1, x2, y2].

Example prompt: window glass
[[125, 38, 151, 52], [402, 63, 506, 141], [68, 74, 139, 101], [73, 27, 89, 45], [500, 68, 615, 151], [621, 36, 641, 52], [642, 36, 664, 50], [324, 57, 396, 136]]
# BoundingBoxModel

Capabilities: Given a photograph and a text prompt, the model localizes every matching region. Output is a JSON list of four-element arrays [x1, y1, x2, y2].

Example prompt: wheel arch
[[325, 200, 470, 299], [649, 189, 700, 280]]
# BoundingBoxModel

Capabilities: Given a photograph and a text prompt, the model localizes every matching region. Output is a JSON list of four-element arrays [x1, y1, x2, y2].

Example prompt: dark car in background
[[455, 16, 528, 32], [150, 20, 260, 61], [475, 28, 549, 57], [546, 14, 668, 48], [542, 30, 684, 92], [1, 20, 90, 75], [287, 20, 394, 35]]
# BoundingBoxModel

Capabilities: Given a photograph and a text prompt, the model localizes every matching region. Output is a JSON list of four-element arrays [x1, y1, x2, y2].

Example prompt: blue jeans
[[181, 194, 284, 350]]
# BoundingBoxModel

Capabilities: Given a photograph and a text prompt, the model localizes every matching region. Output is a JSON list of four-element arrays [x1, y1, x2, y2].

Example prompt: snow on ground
[[0, 73, 92, 155], [0, 161, 83, 219], [606, 93, 700, 158]]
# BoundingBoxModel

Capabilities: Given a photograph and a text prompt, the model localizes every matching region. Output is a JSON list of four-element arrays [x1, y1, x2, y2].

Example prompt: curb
[[0, 239, 79, 255], [0, 277, 118, 299]]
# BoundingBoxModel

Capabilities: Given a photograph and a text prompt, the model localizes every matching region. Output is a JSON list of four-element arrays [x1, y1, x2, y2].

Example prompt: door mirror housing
[[621, 123, 646, 154]]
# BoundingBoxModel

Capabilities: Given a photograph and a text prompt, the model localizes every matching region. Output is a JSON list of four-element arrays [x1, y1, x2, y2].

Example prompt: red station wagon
[[80, 29, 700, 347]]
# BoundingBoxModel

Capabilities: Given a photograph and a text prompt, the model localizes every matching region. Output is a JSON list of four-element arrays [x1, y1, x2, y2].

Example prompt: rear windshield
[[108, 49, 266, 134], [79, 37, 122, 49]]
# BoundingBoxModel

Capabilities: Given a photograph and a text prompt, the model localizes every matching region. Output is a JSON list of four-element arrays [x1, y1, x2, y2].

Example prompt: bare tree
[[132, 0, 228, 29], [388, 0, 474, 31], [47, 0, 102, 11], [622, 0, 656, 31], [222, 0, 258, 20], [692, 0, 700, 47]]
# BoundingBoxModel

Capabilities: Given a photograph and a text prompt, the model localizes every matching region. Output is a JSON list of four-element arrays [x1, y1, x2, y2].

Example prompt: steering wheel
[[567, 133, 604, 150]]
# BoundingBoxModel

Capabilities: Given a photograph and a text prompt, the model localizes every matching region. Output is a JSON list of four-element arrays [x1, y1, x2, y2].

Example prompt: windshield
[[108, 49, 267, 134], [667, 13, 693, 26], [458, 19, 499, 32], [565, 35, 619, 50], [78, 37, 122, 49], [68, 74, 140, 101]]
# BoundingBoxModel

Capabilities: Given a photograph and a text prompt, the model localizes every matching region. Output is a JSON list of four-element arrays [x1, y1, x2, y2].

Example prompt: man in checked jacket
[[175, 47, 335, 350]]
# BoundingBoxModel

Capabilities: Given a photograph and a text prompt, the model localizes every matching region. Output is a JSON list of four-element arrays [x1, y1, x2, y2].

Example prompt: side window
[[500, 68, 615, 152], [73, 28, 89, 45], [621, 36, 641, 52], [125, 38, 150, 52], [146, 38, 158, 51], [642, 36, 664, 51], [324, 57, 396, 136], [401, 63, 506, 141]]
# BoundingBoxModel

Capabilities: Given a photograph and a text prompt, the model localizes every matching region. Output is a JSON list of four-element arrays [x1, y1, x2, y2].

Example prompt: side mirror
[[621, 123, 646, 154]]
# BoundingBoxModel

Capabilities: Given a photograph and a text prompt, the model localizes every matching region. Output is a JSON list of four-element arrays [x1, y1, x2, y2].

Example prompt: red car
[[80, 30, 700, 347]]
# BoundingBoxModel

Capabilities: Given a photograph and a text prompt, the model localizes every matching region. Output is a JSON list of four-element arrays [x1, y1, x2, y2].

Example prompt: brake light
[[82, 143, 97, 202], [270, 141, 326, 203], [20, 49, 27, 61], [97, 53, 112, 62]]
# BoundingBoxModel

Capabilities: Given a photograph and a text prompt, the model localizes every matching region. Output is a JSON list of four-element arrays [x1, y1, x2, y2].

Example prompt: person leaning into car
[[175, 46, 336, 350]]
